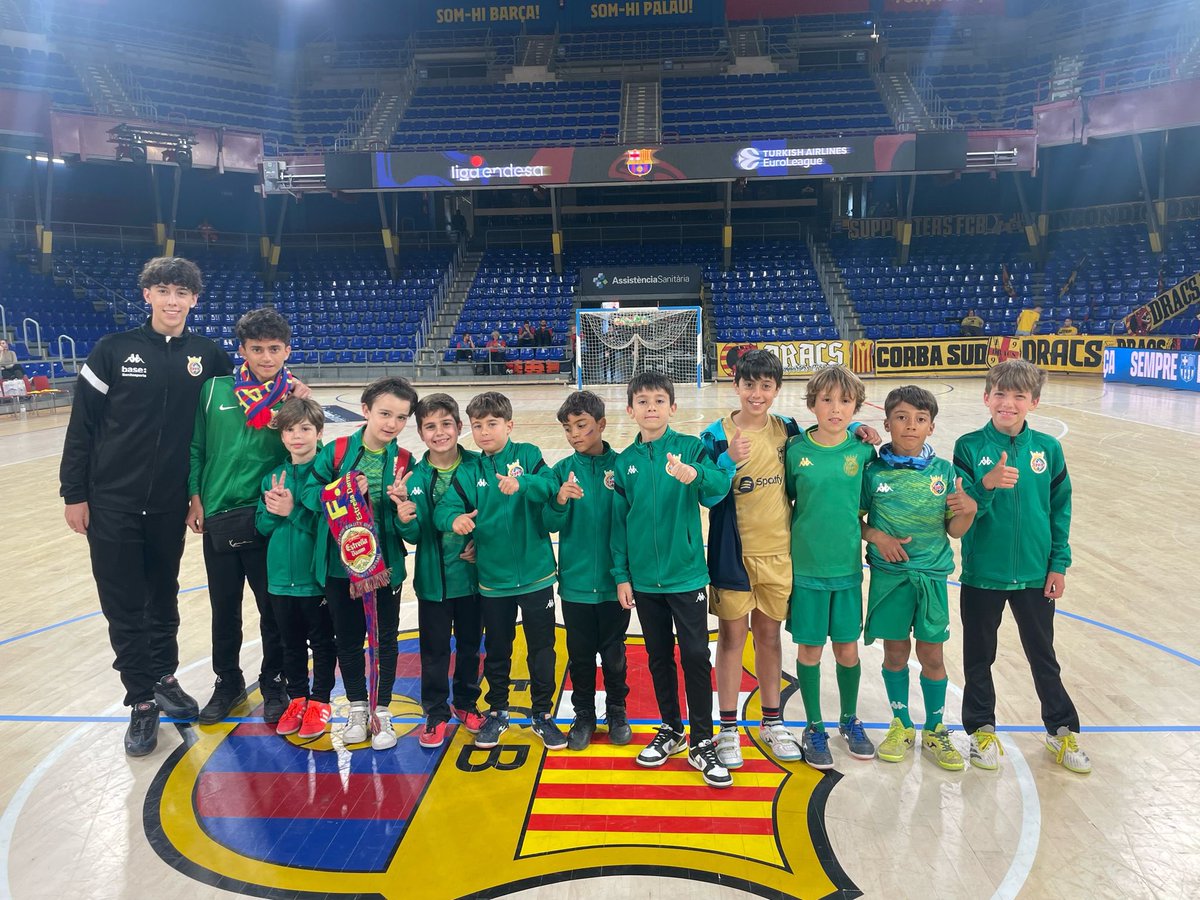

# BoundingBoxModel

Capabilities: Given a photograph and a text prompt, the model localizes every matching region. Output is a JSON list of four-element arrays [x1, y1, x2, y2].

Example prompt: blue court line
[[1054, 609, 1200, 668], [0, 584, 208, 649]]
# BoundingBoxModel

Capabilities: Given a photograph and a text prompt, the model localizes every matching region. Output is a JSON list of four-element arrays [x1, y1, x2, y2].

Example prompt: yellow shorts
[[710, 554, 792, 622]]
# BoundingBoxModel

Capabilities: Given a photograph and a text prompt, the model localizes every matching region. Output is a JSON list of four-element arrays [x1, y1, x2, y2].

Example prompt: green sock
[[921, 675, 948, 732], [836, 662, 861, 725], [881, 666, 912, 729], [797, 662, 824, 730]]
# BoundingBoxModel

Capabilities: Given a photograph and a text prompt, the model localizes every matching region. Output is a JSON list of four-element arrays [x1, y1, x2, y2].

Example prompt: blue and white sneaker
[[839, 716, 876, 760]]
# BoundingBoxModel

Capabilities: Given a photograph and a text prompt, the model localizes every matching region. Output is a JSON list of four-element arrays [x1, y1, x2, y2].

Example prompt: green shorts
[[786, 583, 863, 646], [864, 569, 950, 646]]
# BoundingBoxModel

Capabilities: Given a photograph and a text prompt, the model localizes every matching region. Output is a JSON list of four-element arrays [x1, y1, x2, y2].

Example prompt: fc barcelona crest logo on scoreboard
[[626, 148, 657, 177], [144, 629, 858, 899]]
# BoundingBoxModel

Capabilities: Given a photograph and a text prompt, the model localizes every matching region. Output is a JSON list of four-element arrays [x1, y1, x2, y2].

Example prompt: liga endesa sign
[[716, 340, 851, 379]]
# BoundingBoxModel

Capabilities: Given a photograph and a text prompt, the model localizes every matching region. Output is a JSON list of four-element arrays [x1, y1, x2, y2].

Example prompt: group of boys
[[62, 255, 1090, 786]]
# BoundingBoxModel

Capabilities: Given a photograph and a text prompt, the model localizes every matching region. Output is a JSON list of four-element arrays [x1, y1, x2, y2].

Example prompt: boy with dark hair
[[953, 359, 1089, 774], [61, 256, 231, 756], [189, 306, 309, 726], [862, 386, 977, 770], [543, 390, 632, 751], [434, 391, 565, 751], [255, 397, 337, 740], [303, 375, 419, 751], [612, 373, 733, 787], [399, 392, 486, 749], [786, 364, 877, 770]]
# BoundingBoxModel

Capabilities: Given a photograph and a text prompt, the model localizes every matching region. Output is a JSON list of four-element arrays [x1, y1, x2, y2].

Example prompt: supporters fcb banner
[[1104, 347, 1200, 392], [716, 340, 852, 379], [1123, 271, 1200, 334], [884, 0, 1004, 12], [833, 214, 1025, 239]]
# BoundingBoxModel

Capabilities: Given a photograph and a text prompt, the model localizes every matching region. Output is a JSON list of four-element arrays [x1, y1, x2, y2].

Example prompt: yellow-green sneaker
[[877, 717, 915, 763], [922, 723, 965, 771]]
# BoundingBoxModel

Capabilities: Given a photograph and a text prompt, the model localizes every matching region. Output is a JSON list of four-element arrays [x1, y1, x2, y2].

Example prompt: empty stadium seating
[[710, 244, 839, 342], [0, 45, 90, 108]]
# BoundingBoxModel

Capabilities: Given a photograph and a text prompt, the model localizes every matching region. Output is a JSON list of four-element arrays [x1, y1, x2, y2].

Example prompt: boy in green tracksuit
[[398, 393, 485, 750], [953, 359, 1090, 775], [434, 391, 564, 751], [301, 376, 418, 752], [785, 364, 877, 771], [543, 391, 632, 752], [611, 373, 733, 788], [861, 386, 976, 771], [189, 307, 308, 726], [254, 397, 337, 741]]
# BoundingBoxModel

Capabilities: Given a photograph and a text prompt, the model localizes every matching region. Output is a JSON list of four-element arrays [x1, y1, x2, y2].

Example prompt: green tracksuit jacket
[[432, 439, 557, 598], [255, 457, 322, 597], [300, 427, 410, 588], [189, 375, 289, 516], [953, 421, 1072, 590], [397, 448, 480, 602], [610, 427, 731, 593], [543, 443, 620, 604]]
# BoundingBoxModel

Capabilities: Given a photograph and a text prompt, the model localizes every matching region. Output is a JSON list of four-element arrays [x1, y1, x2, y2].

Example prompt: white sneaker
[[342, 701, 370, 744], [1045, 727, 1091, 774], [372, 707, 397, 751], [969, 726, 1003, 770], [714, 727, 744, 769], [759, 721, 803, 762]]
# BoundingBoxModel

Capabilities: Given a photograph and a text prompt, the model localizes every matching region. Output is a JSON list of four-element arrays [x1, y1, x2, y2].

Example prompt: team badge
[[625, 147, 656, 177], [929, 474, 947, 496], [137, 627, 860, 899], [603, 469, 615, 490], [186, 355, 203, 377], [1029, 450, 1047, 474], [507, 461, 525, 478], [843, 455, 860, 477]]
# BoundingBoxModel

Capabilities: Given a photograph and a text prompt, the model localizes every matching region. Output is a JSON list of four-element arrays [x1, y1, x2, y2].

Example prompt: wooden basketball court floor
[[1, 375, 1198, 900]]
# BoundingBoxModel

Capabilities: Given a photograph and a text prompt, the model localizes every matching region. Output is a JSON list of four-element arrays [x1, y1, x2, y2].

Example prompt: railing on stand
[[22, 318, 42, 355], [57, 335, 79, 378], [63, 264, 143, 324]]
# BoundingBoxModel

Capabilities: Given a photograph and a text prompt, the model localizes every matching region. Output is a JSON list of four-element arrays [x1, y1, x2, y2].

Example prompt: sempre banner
[[1123, 271, 1200, 334], [579, 266, 703, 299], [1104, 347, 1200, 392], [715, 340, 852, 379]]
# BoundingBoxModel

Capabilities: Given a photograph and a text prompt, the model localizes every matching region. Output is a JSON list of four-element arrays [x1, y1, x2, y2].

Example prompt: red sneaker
[[452, 706, 486, 734], [419, 719, 448, 749], [297, 700, 332, 739], [276, 697, 307, 736]]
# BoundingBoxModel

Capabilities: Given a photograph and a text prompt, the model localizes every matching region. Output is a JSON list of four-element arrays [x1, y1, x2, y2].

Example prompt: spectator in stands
[[517, 322, 536, 347], [535, 320, 552, 347], [456, 333, 475, 362], [960, 310, 985, 337], [0, 339, 24, 379], [1057, 318, 1079, 335], [1015, 305, 1042, 336], [451, 208, 469, 245], [487, 330, 507, 375], [1194, 312, 1200, 351], [197, 219, 217, 245]]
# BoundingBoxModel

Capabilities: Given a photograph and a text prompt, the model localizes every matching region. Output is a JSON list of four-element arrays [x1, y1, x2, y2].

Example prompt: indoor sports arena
[[1, 0, 1199, 898]]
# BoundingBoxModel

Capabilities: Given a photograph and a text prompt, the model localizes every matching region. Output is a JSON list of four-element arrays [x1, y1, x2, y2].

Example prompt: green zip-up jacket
[[255, 457, 322, 597], [543, 443, 619, 604], [432, 439, 557, 598], [953, 421, 1072, 590], [189, 375, 289, 516], [300, 427, 410, 588], [397, 448, 480, 602], [610, 427, 731, 593]]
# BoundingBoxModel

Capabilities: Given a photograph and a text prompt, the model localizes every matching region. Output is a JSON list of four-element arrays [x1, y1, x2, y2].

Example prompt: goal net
[[575, 306, 703, 389]]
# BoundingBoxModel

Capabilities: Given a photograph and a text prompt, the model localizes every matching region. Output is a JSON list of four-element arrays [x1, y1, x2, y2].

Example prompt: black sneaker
[[260, 674, 288, 725], [688, 739, 733, 788], [124, 700, 160, 757], [199, 676, 247, 725], [606, 708, 633, 746], [153, 674, 199, 720], [474, 710, 509, 749], [636, 723, 688, 767], [531, 713, 568, 750], [567, 715, 596, 751]]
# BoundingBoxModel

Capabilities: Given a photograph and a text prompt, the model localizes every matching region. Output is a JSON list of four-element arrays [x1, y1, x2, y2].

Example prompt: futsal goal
[[575, 306, 703, 389]]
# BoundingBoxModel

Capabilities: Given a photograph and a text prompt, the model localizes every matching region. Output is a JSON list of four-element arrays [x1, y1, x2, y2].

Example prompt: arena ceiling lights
[[107, 123, 197, 167]]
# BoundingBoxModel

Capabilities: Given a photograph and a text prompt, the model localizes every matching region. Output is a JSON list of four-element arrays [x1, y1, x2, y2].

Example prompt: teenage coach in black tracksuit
[[60, 257, 231, 757]]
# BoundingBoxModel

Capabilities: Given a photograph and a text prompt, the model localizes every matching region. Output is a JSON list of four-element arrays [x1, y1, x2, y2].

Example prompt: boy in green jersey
[[953, 359, 1090, 775], [434, 391, 565, 752], [611, 373, 733, 788], [398, 393, 485, 750], [188, 307, 310, 726], [254, 397, 337, 741], [543, 391, 632, 751], [861, 386, 977, 770], [785, 364, 876, 770]]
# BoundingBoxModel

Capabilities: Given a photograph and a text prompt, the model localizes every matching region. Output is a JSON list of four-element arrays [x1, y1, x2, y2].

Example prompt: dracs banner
[[716, 340, 852, 379], [580, 266, 703, 299], [1123, 271, 1200, 334]]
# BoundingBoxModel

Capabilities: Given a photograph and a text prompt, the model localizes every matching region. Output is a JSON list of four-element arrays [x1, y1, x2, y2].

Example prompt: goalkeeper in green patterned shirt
[[860, 385, 977, 771]]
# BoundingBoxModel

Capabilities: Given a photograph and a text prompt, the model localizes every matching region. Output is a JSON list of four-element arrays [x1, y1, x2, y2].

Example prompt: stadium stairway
[[810, 237, 863, 341], [419, 249, 483, 377]]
